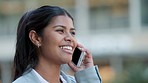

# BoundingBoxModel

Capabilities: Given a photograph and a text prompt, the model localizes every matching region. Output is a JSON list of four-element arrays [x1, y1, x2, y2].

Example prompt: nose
[[64, 33, 74, 43]]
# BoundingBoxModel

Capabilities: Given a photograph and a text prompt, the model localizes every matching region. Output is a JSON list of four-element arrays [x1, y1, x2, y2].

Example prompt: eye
[[56, 29, 64, 34], [70, 31, 76, 36]]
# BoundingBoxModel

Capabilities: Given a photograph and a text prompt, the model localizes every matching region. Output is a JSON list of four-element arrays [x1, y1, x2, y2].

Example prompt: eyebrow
[[53, 25, 76, 31]]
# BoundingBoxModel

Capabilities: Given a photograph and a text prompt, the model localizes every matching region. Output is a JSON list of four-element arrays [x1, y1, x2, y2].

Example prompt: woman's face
[[39, 15, 77, 65]]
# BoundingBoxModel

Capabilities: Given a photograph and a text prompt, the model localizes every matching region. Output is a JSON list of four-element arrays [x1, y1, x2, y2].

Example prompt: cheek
[[40, 35, 62, 56], [43, 33, 63, 47], [73, 38, 78, 48]]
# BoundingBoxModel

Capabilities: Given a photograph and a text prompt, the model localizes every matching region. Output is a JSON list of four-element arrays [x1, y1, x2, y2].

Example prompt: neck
[[35, 57, 61, 83]]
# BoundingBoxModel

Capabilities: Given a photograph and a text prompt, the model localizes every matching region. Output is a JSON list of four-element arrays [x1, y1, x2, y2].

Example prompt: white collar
[[32, 69, 67, 83]]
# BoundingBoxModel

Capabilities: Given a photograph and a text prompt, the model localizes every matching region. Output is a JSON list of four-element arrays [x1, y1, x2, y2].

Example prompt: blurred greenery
[[111, 63, 148, 83]]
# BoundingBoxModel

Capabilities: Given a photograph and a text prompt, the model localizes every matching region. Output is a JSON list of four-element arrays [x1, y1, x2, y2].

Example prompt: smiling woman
[[12, 5, 102, 83]]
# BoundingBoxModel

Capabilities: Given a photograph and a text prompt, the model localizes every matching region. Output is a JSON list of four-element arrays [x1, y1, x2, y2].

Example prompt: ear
[[29, 30, 42, 47]]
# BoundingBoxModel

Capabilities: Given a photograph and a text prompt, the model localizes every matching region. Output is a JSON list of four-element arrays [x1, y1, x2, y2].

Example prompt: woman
[[13, 5, 102, 83]]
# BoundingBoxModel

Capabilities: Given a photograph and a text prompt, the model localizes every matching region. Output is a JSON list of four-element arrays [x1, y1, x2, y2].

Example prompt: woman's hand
[[68, 44, 94, 72]]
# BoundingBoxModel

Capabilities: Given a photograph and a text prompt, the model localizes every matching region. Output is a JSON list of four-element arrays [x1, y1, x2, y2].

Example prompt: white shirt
[[32, 69, 67, 83]]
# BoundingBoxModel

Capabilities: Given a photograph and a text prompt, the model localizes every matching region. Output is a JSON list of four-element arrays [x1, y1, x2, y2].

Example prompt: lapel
[[60, 71, 72, 83], [23, 69, 41, 83]]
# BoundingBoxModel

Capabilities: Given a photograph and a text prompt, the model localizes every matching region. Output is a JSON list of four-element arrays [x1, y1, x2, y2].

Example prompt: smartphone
[[72, 47, 85, 67]]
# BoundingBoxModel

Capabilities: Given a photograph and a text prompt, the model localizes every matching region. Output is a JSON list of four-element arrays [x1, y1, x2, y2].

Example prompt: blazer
[[12, 66, 102, 83]]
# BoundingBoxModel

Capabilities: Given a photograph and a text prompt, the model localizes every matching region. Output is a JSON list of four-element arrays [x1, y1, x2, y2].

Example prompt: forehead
[[49, 15, 74, 27]]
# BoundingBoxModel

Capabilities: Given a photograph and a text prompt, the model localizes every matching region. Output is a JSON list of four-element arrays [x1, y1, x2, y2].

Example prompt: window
[[141, 0, 148, 26], [89, 0, 129, 31]]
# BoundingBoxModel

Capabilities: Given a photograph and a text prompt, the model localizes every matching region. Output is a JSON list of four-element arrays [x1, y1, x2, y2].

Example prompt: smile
[[59, 45, 73, 54]]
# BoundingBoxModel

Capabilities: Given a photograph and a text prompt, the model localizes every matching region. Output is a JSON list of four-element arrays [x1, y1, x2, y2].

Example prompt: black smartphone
[[72, 47, 85, 67]]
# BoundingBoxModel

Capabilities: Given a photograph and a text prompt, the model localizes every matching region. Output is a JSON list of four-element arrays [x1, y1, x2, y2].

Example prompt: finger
[[77, 44, 84, 48], [77, 44, 87, 52], [83, 55, 92, 63], [84, 49, 92, 58]]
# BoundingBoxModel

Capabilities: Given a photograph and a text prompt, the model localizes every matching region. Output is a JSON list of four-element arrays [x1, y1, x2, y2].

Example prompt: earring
[[37, 43, 41, 48]]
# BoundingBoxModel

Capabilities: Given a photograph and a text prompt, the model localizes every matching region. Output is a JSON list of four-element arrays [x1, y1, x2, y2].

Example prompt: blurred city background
[[0, 0, 148, 83]]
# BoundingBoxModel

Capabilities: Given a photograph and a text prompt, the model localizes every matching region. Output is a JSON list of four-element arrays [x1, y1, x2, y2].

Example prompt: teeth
[[60, 46, 72, 50]]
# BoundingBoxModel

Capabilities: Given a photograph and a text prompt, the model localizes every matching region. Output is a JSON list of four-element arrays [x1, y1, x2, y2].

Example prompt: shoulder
[[12, 69, 40, 83], [12, 76, 28, 83]]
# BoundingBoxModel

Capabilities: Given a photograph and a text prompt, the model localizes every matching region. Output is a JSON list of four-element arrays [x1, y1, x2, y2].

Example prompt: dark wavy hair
[[13, 5, 73, 80]]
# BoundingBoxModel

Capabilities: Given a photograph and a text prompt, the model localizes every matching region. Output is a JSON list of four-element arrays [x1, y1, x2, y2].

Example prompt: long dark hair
[[13, 5, 73, 80]]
